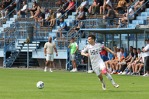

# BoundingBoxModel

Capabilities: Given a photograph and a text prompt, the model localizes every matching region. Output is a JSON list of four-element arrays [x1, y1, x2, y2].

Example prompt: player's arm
[[104, 47, 116, 56], [81, 46, 89, 57]]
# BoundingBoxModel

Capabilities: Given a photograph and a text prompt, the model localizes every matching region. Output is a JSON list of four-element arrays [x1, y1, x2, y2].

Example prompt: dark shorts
[[144, 56, 149, 71]]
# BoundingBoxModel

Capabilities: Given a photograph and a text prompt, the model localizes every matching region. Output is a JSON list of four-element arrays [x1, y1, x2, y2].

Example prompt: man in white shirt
[[81, 35, 119, 90], [17, 1, 27, 17], [142, 38, 149, 76]]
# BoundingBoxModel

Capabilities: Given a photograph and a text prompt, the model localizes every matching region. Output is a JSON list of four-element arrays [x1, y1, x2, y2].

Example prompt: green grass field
[[0, 68, 149, 99]]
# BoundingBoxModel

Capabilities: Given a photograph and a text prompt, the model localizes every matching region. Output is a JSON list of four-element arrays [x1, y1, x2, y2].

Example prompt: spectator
[[118, 6, 134, 28], [44, 37, 58, 72], [142, 38, 149, 76], [68, 37, 78, 72], [55, 0, 64, 7], [56, 18, 68, 38], [131, 48, 143, 75], [88, 0, 100, 15], [56, 9, 62, 25], [28, 1, 38, 18], [49, 10, 56, 27], [122, 48, 138, 75], [100, 0, 112, 15], [76, 0, 89, 14], [64, 0, 76, 16], [115, 0, 127, 14], [30, 3, 41, 19], [134, 0, 145, 11], [17, 1, 27, 17], [103, 4, 116, 25], [5, 1, 16, 18]]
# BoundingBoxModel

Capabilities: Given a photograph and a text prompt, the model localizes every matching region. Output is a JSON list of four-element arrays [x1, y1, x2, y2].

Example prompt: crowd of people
[[93, 39, 149, 77], [0, 0, 149, 76]]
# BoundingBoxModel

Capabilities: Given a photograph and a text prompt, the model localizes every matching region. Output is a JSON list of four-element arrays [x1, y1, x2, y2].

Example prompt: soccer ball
[[36, 81, 44, 89]]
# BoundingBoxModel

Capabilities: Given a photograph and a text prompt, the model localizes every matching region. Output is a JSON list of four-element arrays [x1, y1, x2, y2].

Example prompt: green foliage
[[0, 69, 149, 99]]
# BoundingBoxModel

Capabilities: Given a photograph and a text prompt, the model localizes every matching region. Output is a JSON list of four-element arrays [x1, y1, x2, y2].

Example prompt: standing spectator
[[81, 35, 119, 90], [68, 37, 78, 72], [142, 38, 149, 76], [44, 37, 58, 72]]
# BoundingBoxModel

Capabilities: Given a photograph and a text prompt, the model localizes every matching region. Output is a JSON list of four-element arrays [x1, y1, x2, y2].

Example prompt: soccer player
[[44, 37, 58, 72], [81, 35, 119, 90]]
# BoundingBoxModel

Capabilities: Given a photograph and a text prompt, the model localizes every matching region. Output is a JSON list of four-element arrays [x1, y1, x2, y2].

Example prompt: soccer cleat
[[49, 69, 53, 72], [113, 84, 119, 88], [88, 70, 93, 73], [102, 83, 106, 90], [44, 69, 47, 72]]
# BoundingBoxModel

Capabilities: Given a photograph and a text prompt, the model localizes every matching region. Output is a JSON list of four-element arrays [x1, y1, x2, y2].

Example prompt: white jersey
[[82, 43, 105, 70]]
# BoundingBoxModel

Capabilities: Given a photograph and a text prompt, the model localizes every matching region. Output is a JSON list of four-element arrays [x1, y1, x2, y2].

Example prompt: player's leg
[[100, 61, 119, 88], [44, 54, 50, 72], [49, 54, 54, 72], [94, 67, 106, 90]]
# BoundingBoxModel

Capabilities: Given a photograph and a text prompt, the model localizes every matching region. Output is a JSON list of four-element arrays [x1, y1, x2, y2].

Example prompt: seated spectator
[[131, 48, 144, 75], [103, 4, 116, 24], [49, 10, 56, 27], [56, 9, 62, 25], [55, 0, 65, 7], [28, 1, 38, 18], [64, 0, 76, 16], [122, 48, 138, 75], [5, 1, 16, 18], [115, 0, 127, 14], [31, 4, 41, 19], [0, 0, 6, 19], [35, 13, 45, 27], [76, 7, 86, 21], [17, 1, 27, 18], [118, 6, 134, 28], [56, 18, 68, 38], [134, 0, 145, 11], [76, 0, 89, 14], [88, 0, 100, 15], [69, 7, 86, 35], [100, 0, 112, 15]]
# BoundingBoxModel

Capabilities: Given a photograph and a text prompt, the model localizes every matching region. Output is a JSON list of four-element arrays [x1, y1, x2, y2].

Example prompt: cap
[[145, 38, 149, 41]]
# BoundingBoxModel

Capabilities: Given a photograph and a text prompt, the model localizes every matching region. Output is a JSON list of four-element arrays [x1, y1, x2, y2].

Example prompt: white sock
[[44, 66, 47, 69], [105, 73, 116, 85]]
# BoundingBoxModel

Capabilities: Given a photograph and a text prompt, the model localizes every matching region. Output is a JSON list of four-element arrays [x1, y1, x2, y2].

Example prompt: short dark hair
[[88, 35, 96, 41]]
